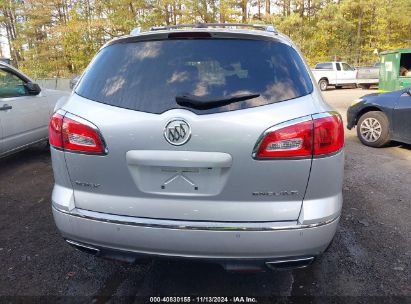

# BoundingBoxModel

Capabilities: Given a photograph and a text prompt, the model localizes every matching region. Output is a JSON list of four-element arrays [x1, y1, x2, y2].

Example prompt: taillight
[[49, 112, 107, 155], [255, 120, 313, 158], [313, 114, 344, 156], [254, 112, 344, 159], [49, 113, 64, 149]]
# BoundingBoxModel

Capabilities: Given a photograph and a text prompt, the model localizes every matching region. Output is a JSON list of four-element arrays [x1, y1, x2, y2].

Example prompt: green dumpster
[[379, 48, 411, 92]]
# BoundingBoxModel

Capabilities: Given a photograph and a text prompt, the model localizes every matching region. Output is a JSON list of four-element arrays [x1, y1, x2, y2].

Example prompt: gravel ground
[[0, 88, 410, 303]]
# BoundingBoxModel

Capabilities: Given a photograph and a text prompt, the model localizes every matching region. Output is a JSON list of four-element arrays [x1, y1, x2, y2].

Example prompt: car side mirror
[[70, 75, 80, 90], [24, 82, 41, 95]]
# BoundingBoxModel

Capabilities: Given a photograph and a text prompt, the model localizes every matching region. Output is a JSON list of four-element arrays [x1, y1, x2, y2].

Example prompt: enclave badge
[[252, 190, 299, 196]]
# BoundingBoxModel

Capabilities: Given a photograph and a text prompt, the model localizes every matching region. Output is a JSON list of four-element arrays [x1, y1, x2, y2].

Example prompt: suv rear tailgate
[[62, 93, 316, 222]]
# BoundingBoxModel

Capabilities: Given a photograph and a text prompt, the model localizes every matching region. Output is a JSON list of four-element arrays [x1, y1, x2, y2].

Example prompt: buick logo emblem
[[164, 119, 191, 146]]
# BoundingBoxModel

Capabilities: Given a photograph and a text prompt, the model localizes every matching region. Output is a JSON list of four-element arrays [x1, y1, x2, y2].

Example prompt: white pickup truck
[[356, 62, 380, 89], [312, 62, 357, 91]]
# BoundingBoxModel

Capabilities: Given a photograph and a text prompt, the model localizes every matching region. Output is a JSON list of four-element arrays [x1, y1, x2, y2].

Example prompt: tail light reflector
[[254, 113, 344, 159], [49, 112, 107, 155]]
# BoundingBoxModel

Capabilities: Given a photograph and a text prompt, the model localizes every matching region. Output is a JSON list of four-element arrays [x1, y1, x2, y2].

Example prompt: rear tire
[[33, 140, 50, 152], [359, 84, 371, 89], [318, 79, 328, 91], [356, 111, 390, 147]]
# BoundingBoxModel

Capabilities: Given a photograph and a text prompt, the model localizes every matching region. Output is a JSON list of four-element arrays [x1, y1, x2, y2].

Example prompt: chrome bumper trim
[[53, 205, 339, 232], [266, 256, 315, 270], [66, 239, 100, 254]]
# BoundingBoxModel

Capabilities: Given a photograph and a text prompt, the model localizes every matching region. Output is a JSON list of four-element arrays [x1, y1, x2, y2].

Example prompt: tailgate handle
[[126, 151, 233, 168]]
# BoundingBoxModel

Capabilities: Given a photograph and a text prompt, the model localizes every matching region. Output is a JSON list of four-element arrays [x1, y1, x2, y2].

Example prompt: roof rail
[[150, 23, 277, 34]]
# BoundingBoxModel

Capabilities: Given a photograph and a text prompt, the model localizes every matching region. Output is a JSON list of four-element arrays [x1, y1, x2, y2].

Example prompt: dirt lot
[[0, 88, 410, 302]]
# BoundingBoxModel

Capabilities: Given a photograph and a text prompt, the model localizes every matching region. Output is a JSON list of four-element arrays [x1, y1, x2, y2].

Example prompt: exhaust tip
[[66, 239, 100, 255], [222, 263, 266, 273], [65, 239, 137, 263], [266, 257, 314, 270]]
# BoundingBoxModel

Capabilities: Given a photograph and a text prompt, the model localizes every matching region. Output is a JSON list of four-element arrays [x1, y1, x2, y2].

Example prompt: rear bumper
[[52, 205, 339, 260], [356, 79, 378, 85], [347, 106, 360, 130]]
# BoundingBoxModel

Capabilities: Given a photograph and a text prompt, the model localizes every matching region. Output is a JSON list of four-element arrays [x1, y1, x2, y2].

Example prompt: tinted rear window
[[76, 39, 313, 114], [315, 62, 333, 70]]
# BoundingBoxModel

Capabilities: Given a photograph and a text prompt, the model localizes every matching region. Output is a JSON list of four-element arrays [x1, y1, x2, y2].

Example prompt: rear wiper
[[175, 93, 260, 110]]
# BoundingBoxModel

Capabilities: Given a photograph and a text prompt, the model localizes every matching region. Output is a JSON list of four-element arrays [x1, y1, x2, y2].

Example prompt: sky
[[0, 29, 10, 58]]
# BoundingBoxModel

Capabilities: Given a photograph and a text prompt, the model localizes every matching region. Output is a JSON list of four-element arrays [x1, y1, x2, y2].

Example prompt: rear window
[[342, 63, 355, 71], [315, 62, 333, 70], [76, 39, 313, 114]]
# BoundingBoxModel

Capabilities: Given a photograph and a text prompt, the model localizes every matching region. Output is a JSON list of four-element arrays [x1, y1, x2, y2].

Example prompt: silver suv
[[50, 24, 344, 271]]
